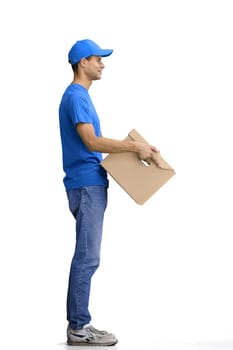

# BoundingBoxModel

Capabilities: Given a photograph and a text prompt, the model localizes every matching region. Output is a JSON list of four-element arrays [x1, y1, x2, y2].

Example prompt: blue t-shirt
[[59, 83, 108, 191]]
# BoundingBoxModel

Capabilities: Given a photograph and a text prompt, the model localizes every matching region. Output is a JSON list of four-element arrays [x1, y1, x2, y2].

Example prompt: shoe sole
[[67, 339, 118, 346]]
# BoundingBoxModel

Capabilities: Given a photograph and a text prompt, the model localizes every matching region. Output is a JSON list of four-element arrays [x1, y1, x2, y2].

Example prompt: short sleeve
[[68, 92, 92, 127]]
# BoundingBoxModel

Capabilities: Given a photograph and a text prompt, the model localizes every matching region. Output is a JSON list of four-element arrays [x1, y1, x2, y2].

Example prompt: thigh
[[84, 186, 108, 218], [67, 186, 108, 217], [77, 186, 108, 258]]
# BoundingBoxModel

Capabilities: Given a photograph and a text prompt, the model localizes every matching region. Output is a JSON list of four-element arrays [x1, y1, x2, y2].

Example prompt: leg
[[66, 186, 107, 330]]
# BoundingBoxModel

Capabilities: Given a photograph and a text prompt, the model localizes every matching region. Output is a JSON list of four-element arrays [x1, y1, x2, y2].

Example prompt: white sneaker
[[67, 323, 118, 346]]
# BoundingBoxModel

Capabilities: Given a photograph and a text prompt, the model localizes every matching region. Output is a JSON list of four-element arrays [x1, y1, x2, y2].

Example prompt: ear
[[79, 57, 87, 68]]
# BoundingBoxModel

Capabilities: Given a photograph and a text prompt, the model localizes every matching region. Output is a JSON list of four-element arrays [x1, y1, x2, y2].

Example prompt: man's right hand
[[135, 141, 162, 168]]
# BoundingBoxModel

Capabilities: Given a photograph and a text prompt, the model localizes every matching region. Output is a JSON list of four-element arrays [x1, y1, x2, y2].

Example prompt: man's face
[[84, 55, 105, 81]]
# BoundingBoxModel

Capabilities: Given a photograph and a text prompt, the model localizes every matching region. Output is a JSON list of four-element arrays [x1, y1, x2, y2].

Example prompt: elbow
[[87, 143, 96, 152], [85, 138, 98, 152]]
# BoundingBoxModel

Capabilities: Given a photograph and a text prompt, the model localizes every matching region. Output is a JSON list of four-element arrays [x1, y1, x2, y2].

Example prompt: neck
[[72, 75, 92, 90]]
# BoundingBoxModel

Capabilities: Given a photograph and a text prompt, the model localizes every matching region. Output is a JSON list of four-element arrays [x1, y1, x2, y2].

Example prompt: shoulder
[[61, 85, 88, 106]]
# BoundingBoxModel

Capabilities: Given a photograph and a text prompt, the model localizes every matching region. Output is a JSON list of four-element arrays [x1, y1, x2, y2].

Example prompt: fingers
[[155, 160, 162, 168], [144, 157, 162, 168], [151, 151, 163, 168], [151, 145, 160, 153], [137, 143, 161, 164]]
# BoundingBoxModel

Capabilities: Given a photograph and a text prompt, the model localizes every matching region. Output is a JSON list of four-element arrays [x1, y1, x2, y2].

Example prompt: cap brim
[[96, 49, 113, 57]]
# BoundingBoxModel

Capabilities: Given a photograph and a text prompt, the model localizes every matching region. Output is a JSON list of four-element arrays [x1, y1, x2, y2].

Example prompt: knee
[[87, 256, 100, 277]]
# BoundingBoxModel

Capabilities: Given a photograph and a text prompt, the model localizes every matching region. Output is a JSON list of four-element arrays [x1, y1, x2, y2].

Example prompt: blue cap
[[68, 39, 113, 65]]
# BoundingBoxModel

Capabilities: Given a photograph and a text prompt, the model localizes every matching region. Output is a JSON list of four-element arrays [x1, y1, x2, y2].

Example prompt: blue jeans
[[66, 186, 108, 330]]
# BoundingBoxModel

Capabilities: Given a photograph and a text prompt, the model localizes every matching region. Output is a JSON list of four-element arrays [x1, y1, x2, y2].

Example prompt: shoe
[[67, 323, 118, 346]]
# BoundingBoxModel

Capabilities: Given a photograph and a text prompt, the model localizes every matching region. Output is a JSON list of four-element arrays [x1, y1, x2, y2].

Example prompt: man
[[59, 39, 161, 346]]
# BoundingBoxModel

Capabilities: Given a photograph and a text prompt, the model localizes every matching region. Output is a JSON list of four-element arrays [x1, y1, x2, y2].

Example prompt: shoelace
[[85, 325, 107, 336]]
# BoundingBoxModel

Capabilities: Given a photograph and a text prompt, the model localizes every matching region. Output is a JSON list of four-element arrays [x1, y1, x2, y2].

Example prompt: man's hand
[[135, 142, 162, 167], [150, 150, 163, 168]]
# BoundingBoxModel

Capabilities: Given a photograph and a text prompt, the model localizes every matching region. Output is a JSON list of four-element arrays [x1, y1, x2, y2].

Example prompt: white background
[[0, 1, 233, 349]]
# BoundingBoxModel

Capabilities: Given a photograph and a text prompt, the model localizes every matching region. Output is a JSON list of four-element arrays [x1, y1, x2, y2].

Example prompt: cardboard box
[[101, 128, 176, 205]]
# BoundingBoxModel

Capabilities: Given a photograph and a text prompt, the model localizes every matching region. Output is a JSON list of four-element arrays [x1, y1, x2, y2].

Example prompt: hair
[[71, 56, 92, 73], [71, 63, 78, 73]]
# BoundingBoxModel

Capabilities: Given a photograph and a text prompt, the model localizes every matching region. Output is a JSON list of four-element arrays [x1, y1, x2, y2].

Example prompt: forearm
[[88, 135, 161, 166], [88, 136, 138, 154], [77, 123, 159, 163]]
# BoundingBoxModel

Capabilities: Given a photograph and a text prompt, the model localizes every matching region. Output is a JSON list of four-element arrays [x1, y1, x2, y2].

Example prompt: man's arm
[[77, 123, 161, 166]]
